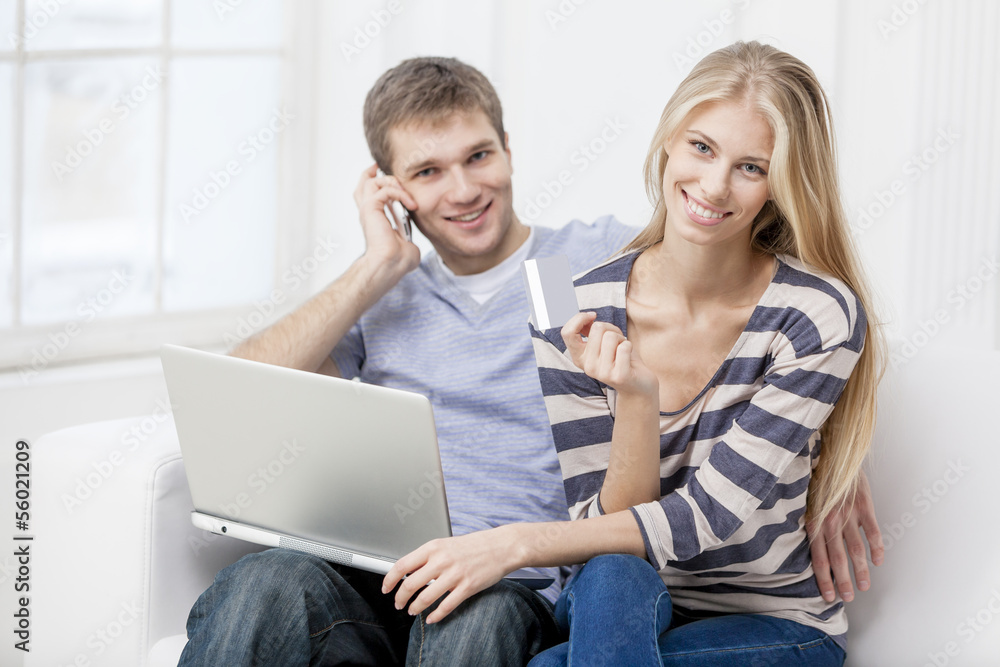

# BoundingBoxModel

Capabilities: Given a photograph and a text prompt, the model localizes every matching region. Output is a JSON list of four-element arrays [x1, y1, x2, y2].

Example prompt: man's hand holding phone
[[353, 164, 420, 277]]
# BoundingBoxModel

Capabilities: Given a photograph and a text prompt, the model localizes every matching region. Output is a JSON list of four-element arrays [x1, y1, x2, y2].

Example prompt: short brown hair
[[363, 57, 505, 173]]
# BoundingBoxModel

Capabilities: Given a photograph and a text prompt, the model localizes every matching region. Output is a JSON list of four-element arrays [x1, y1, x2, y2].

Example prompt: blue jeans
[[179, 549, 559, 666], [528, 555, 845, 667]]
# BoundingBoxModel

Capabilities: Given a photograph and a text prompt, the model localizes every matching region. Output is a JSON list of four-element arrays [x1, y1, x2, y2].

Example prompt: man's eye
[[416, 167, 435, 177], [470, 150, 489, 162]]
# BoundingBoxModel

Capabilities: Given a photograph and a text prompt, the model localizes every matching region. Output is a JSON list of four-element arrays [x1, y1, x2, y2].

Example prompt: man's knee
[[442, 579, 542, 627], [210, 549, 349, 607], [411, 581, 556, 664], [183, 551, 380, 665]]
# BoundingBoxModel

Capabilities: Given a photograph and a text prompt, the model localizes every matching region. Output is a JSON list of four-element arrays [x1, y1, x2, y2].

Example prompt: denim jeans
[[178, 548, 559, 666], [528, 554, 846, 667]]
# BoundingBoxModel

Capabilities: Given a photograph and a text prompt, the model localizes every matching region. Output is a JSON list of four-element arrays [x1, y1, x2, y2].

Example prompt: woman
[[383, 41, 884, 665]]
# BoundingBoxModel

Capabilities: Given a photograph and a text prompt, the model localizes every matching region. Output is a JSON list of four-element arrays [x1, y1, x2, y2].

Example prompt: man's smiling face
[[388, 110, 526, 276]]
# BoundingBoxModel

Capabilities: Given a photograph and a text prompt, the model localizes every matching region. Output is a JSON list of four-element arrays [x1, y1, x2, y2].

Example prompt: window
[[1, 0, 312, 377]]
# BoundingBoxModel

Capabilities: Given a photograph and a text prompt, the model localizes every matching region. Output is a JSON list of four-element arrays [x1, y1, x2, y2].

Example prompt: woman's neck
[[636, 230, 771, 314]]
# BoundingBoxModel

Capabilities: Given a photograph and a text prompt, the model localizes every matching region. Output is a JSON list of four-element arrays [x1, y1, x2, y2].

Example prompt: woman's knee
[[583, 553, 653, 575], [547, 556, 671, 664], [573, 554, 662, 590], [563, 554, 668, 619]]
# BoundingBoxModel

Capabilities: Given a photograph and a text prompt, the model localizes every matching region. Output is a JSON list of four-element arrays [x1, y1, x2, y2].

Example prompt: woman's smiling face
[[661, 101, 775, 249]]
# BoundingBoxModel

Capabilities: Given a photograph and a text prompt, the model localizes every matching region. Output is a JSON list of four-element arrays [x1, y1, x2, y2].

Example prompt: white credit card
[[521, 255, 580, 330]]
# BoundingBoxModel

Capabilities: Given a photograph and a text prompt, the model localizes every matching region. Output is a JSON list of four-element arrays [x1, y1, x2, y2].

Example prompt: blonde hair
[[624, 41, 885, 526]]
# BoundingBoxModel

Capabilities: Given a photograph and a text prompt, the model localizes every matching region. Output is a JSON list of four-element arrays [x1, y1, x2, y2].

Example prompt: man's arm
[[230, 253, 409, 375], [808, 469, 884, 603], [230, 165, 420, 375]]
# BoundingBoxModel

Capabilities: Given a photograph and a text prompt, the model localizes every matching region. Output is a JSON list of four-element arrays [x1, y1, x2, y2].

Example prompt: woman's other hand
[[381, 525, 523, 623]]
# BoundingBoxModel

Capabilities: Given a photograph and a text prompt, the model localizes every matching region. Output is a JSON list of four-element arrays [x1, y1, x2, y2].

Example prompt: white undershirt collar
[[435, 228, 536, 304]]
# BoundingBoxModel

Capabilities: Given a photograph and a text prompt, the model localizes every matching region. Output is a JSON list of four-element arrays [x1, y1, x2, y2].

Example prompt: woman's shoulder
[[572, 250, 639, 288], [768, 254, 867, 351], [569, 252, 638, 327]]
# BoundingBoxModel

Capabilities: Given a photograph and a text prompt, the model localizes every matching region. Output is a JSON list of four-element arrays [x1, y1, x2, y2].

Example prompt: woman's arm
[[382, 511, 646, 623], [535, 280, 867, 571], [561, 311, 662, 511], [530, 314, 663, 521]]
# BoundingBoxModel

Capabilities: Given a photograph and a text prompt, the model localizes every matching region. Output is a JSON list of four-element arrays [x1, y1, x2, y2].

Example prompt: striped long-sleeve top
[[529, 250, 866, 648]]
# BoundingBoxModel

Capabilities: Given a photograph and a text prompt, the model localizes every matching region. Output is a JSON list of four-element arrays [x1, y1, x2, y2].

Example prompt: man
[[179, 57, 882, 666]]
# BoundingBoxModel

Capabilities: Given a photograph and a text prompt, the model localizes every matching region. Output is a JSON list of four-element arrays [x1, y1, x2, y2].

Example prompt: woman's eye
[[693, 141, 710, 154], [742, 164, 766, 176]]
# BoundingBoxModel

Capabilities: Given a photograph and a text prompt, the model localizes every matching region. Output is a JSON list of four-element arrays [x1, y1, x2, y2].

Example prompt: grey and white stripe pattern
[[531, 251, 865, 647]]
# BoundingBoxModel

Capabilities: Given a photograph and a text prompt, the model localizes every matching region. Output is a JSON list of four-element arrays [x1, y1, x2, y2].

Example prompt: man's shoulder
[[531, 214, 638, 247], [529, 216, 640, 274]]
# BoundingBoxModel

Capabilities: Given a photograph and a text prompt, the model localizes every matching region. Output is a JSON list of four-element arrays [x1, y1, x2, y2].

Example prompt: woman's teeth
[[688, 198, 725, 219]]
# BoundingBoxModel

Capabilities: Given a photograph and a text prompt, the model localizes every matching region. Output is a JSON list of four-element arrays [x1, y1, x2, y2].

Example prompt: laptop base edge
[[190, 511, 395, 575], [191, 512, 554, 589]]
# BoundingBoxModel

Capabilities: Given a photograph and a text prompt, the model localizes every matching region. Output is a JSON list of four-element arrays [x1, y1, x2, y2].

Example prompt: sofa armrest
[[29, 415, 263, 667]]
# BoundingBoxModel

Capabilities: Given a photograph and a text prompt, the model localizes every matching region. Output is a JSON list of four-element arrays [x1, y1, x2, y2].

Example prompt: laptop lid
[[160, 344, 453, 565]]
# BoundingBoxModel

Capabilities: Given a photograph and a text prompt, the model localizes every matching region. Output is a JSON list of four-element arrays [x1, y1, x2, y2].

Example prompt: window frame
[[0, 0, 319, 373]]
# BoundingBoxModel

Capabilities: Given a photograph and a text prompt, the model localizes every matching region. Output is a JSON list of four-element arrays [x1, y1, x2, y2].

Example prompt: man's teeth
[[450, 208, 485, 222], [688, 198, 725, 219]]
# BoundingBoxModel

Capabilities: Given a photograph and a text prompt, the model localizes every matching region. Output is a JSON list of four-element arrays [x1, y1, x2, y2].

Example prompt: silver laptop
[[160, 344, 552, 588]]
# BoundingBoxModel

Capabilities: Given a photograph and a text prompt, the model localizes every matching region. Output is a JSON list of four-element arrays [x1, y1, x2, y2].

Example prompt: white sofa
[[29, 345, 1000, 666], [29, 413, 264, 667]]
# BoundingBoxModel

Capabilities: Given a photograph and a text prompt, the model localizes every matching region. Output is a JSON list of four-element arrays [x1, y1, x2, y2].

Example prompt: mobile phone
[[389, 200, 413, 242], [376, 169, 413, 242], [521, 255, 580, 330]]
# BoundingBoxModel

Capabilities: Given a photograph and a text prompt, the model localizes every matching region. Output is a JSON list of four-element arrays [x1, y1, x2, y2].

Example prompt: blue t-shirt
[[332, 216, 638, 601]]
